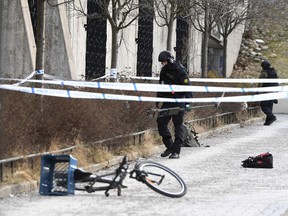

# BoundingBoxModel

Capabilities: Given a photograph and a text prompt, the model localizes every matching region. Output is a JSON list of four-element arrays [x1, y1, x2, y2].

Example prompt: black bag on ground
[[241, 152, 273, 168], [182, 122, 201, 147]]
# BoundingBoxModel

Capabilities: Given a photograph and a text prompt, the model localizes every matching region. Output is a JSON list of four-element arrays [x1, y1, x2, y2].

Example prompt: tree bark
[[35, 0, 46, 80], [110, 26, 118, 69], [222, 36, 228, 78], [201, 5, 209, 78], [166, 21, 174, 51], [110, 25, 118, 81]]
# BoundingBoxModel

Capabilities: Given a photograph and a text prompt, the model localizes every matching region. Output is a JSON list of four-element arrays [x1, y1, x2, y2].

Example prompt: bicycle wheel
[[136, 161, 187, 198]]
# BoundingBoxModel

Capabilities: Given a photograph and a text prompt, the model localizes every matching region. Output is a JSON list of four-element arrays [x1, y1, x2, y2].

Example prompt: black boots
[[169, 153, 180, 159], [160, 149, 172, 157], [264, 116, 277, 126], [160, 150, 180, 159]]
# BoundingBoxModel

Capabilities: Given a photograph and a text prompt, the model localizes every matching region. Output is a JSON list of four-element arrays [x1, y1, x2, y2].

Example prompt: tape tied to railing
[[2, 79, 288, 93], [1, 84, 288, 103], [1, 74, 288, 102]]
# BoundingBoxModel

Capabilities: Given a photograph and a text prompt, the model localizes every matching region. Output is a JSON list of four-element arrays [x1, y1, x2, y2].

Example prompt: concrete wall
[[226, 23, 245, 77], [0, 0, 244, 80], [0, 0, 36, 78], [0, 0, 86, 80], [65, 0, 87, 80], [151, 16, 176, 76], [106, 11, 177, 77], [188, 26, 203, 76], [45, 0, 87, 80], [106, 20, 138, 77], [208, 48, 223, 76], [274, 99, 288, 114]]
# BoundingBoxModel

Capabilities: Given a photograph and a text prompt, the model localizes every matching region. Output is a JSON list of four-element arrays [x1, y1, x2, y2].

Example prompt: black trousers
[[156, 102, 185, 154], [260, 100, 276, 121]]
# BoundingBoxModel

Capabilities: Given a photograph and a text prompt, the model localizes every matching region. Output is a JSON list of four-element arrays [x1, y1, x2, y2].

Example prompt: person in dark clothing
[[259, 60, 278, 126], [156, 51, 193, 159]]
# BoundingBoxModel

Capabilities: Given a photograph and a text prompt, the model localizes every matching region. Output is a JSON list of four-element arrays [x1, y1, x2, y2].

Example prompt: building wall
[[226, 23, 245, 77], [208, 48, 223, 76], [151, 17, 176, 76], [188, 26, 202, 76], [0, 0, 36, 78], [45, 0, 87, 80], [0, 0, 244, 80], [106, 21, 138, 77], [66, 1, 87, 80], [274, 99, 288, 114]]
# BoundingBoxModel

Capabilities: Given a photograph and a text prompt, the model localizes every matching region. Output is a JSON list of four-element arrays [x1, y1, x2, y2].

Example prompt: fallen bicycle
[[39, 154, 187, 198]]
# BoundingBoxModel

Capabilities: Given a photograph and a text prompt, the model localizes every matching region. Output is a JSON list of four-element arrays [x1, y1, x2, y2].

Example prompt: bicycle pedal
[[121, 184, 128, 188]]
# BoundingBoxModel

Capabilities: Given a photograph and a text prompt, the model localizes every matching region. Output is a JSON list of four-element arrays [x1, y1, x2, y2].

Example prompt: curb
[[0, 181, 38, 198], [198, 116, 265, 139], [0, 117, 264, 199]]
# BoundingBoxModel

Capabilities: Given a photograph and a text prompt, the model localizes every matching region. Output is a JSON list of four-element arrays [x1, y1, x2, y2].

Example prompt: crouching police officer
[[156, 51, 193, 159]]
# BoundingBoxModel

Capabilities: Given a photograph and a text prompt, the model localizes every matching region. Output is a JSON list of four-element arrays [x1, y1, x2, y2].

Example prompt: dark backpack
[[265, 68, 279, 87], [267, 68, 278, 79], [241, 152, 273, 168], [176, 61, 189, 76], [182, 122, 201, 147]]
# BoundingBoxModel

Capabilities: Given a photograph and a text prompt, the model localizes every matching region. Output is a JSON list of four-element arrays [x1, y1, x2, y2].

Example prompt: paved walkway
[[0, 114, 288, 216]]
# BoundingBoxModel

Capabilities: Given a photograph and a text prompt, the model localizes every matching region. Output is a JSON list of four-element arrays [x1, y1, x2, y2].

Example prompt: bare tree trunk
[[223, 36, 228, 78], [111, 27, 118, 68], [35, 0, 46, 80], [202, 5, 209, 78], [202, 32, 209, 78], [166, 21, 174, 51], [110, 25, 118, 81]]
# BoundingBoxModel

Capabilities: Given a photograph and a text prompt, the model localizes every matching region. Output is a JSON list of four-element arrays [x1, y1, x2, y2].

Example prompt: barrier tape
[[36, 69, 44, 75], [90, 74, 109, 81], [12, 71, 36, 86], [1, 73, 288, 102], [0, 84, 287, 103], [130, 76, 288, 83], [2, 76, 288, 84], [1, 79, 288, 93]]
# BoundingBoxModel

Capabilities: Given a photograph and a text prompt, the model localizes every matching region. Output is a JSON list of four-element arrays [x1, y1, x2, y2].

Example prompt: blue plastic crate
[[39, 154, 78, 195]]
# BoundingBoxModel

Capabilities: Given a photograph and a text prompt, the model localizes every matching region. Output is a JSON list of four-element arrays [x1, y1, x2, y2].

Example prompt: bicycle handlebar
[[104, 156, 129, 196]]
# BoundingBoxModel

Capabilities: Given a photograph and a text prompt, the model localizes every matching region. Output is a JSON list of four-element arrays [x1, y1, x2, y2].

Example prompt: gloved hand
[[274, 100, 278, 104], [185, 103, 192, 112], [155, 102, 160, 108]]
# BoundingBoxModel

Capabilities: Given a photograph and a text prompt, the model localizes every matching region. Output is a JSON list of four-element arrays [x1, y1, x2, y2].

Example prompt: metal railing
[[0, 130, 146, 182], [0, 106, 261, 182]]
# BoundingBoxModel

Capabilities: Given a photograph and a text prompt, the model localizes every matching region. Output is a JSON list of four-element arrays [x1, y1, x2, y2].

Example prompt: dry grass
[[115, 131, 159, 158], [12, 169, 36, 183], [2, 160, 40, 185], [0, 89, 155, 160]]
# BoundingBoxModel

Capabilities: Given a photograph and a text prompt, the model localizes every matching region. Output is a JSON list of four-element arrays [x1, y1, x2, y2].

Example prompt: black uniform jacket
[[157, 61, 193, 99]]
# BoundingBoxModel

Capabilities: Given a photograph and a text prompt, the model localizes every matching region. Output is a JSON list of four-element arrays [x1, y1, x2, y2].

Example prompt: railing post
[[10, 161, 14, 175], [133, 135, 136, 145], [30, 157, 34, 170], [0, 163, 3, 182]]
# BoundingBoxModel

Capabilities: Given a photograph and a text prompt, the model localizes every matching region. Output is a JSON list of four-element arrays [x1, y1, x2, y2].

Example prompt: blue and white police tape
[[0, 84, 288, 103], [1, 74, 288, 89], [3, 79, 288, 93], [1, 76, 288, 85], [12, 71, 36, 86], [130, 76, 288, 83]]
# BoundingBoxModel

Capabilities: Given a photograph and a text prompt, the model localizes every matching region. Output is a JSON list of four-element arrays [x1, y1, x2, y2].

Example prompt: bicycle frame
[[73, 156, 165, 196], [50, 155, 186, 198], [73, 156, 129, 196]]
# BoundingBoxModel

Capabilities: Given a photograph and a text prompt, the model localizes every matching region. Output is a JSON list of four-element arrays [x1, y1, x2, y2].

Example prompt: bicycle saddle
[[74, 168, 93, 181]]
